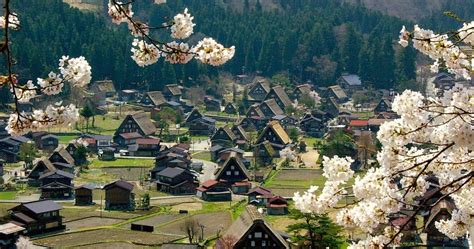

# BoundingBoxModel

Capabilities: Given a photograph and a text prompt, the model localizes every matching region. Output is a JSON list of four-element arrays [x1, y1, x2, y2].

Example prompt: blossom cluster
[[6, 104, 79, 136], [399, 24, 474, 79], [7, 56, 91, 135], [0, 13, 20, 30], [107, 1, 234, 67], [295, 85, 474, 246]]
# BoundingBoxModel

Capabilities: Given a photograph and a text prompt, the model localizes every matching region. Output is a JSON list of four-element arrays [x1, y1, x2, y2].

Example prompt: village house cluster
[[0, 70, 470, 248]]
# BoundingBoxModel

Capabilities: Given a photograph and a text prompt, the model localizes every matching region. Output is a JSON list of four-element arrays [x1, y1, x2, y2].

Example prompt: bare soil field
[[33, 229, 181, 247], [156, 212, 232, 238], [74, 242, 147, 249], [65, 217, 124, 231], [120, 213, 185, 229]]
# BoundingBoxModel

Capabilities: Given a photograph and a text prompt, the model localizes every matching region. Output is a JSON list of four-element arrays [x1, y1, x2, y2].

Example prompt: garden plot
[[156, 212, 232, 238], [265, 168, 325, 197], [65, 217, 124, 231]]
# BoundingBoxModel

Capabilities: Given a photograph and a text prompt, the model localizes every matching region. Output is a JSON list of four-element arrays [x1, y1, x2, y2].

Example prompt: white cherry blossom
[[131, 39, 161, 67], [170, 8, 195, 39], [193, 38, 235, 66]]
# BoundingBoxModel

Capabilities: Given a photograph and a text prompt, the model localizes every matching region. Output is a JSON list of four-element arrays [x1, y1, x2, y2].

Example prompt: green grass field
[[57, 134, 80, 144], [88, 158, 155, 168], [0, 191, 16, 200], [192, 151, 211, 161]]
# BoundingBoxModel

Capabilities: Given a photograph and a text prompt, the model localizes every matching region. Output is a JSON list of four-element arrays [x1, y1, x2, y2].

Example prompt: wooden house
[[38, 170, 74, 199], [75, 185, 94, 206], [349, 119, 369, 131], [156, 167, 198, 195], [293, 84, 312, 100], [256, 141, 277, 165], [327, 85, 348, 103], [115, 132, 143, 147], [29, 132, 58, 152], [49, 147, 75, 166], [98, 147, 116, 161], [196, 179, 232, 202], [266, 196, 288, 215], [337, 74, 362, 94], [248, 80, 270, 104], [103, 180, 135, 210], [28, 158, 56, 186], [239, 116, 267, 132], [247, 186, 273, 206], [224, 205, 290, 248], [127, 138, 161, 157], [323, 97, 340, 118], [373, 98, 392, 114], [223, 102, 237, 114], [271, 115, 297, 130], [119, 89, 139, 102], [0, 222, 25, 248], [246, 104, 266, 119], [163, 84, 183, 102], [80, 134, 114, 152], [433, 72, 455, 92], [232, 125, 250, 149], [184, 109, 203, 125], [299, 115, 325, 137], [10, 200, 65, 235], [139, 91, 167, 107], [204, 96, 221, 112], [256, 121, 292, 151], [188, 117, 216, 136], [211, 126, 236, 147], [368, 118, 391, 132], [264, 86, 292, 111], [215, 153, 251, 194], [0, 136, 31, 163], [260, 99, 284, 118], [151, 146, 192, 177], [114, 112, 156, 138], [89, 80, 116, 106], [0, 119, 8, 139]]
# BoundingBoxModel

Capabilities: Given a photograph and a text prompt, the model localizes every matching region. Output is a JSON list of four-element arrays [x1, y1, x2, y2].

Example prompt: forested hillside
[[9, 0, 418, 98]]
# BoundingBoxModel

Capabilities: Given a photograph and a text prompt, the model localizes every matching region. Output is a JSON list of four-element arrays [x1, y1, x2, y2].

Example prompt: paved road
[[196, 159, 217, 182]]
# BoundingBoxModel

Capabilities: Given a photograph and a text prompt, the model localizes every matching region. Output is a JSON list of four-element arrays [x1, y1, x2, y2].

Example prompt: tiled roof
[[103, 180, 134, 191], [349, 120, 369, 127], [340, 74, 362, 86], [16, 200, 62, 214]]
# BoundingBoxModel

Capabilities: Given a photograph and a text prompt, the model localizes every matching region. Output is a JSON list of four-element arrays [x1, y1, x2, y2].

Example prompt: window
[[255, 232, 262, 238], [265, 234, 268, 238], [230, 165, 235, 170], [235, 171, 239, 176], [248, 234, 252, 239], [226, 171, 231, 176], [251, 241, 255, 247], [262, 241, 266, 246]]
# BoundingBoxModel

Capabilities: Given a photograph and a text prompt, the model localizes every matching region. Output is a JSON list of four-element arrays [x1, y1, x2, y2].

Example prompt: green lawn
[[303, 137, 323, 147], [192, 151, 211, 161], [57, 134, 79, 144], [0, 191, 16, 200], [88, 158, 155, 168]]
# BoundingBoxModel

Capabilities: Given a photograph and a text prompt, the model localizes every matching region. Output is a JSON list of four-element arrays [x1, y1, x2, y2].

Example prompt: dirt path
[[299, 149, 320, 168]]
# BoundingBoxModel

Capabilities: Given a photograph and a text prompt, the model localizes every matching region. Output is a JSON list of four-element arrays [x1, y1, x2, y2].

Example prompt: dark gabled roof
[[14, 200, 62, 214], [215, 154, 250, 180], [376, 98, 392, 109], [328, 85, 347, 100], [31, 158, 56, 173], [340, 74, 362, 86], [268, 86, 292, 108], [52, 162, 74, 169], [144, 91, 167, 106], [262, 99, 284, 116], [39, 169, 74, 180], [250, 80, 271, 94], [50, 147, 75, 165], [185, 109, 203, 123], [156, 167, 186, 178], [164, 84, 183, 96], [212, 126, 236, 142], [210, 144, 224, 152], [11, 212, 36, 224], [232, 125, 249, 141], [40, 134, 58, 140], [257, 121, 291, 145], [75, 184, 95, 190], [39, 181, 74, 190], [224, 205, 289, 248], [103, 180, 134, 191], [131, 112, 157, 135], [11, 136, 31, 143], [247, 104, 265, 118]]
